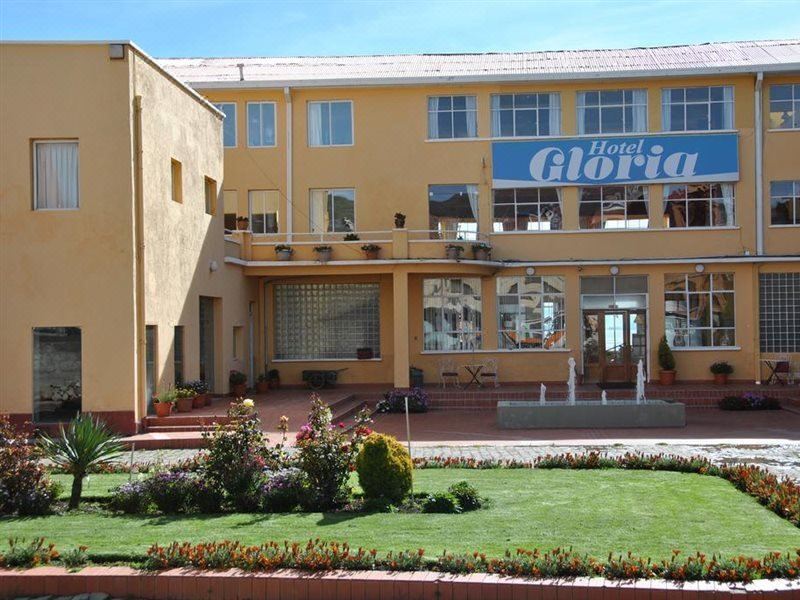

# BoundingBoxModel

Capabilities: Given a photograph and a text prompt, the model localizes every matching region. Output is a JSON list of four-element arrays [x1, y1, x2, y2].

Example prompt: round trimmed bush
[[355, 433, 413, 504]]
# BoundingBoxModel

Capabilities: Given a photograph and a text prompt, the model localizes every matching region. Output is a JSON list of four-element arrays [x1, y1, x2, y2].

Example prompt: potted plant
[[229, 370, 247, 397], [236, 216, 249, 231], [153, 389, 177, 417], [445, 244, 464, 261], [268, 368, 280, 390], [256, 373, 270, 394], [175, 387, 195, 413], [394, 212, 406, 228], [361, 243, 381, 260], [314, 245, 333, 263], [190, 380, 210, 406], [710, 361, 734, 385], [274, 245, 293, 261], [472, 242, 492, 261], [356, 347, 374, 360], [657, 335, 677, 385], [344, 233, 360, 241]]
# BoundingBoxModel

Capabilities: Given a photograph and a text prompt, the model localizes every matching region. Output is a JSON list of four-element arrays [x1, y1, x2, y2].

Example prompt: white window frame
[[246, 101, 277, 148], [32, 140, 80, 210], [664, 273, 736, 349], [490, 93, 561, 137], [214, 102, 238, 148], [309, 188, 356, 233], [769, 180, 800, 226], [492, 188, 563, 232], [663, 183, 736, 229], [579, 185, 650, 230], [661, 86, 734, 132], [496, 276, 566, 351], [768, 84, 800, 130], [576, 89, 648, 134], [422, 277, 482, 352], [427, 95, 478, 140], [307, 100, 354, 147]]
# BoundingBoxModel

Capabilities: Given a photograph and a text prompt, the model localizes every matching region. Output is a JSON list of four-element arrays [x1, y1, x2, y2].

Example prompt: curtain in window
[[35, 142, 78, 209], [720, 183, 735, 226], [308, 103, 323, 146], [576, 92, 588, 135], [427, 97, 440, 138], [309, 190, 328, 233], [490, 95, 502, 137], [661, 90, 671, 131], [465, 96, 477, 137], [466, 185, 479, 221], [548, 93, 561, 135], [632, 90, 648, 132], [722, 86, 734, 129]]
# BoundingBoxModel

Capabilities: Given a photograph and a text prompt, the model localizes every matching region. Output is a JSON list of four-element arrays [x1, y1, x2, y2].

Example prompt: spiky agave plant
[[39, 414, 125, 509]]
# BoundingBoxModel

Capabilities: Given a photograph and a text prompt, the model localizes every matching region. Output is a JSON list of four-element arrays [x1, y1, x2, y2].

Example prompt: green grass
[[5, 470, 798, 560]]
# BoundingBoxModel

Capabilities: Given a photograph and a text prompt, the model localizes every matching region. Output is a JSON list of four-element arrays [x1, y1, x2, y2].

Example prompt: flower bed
[[719, 393, 781, 411]]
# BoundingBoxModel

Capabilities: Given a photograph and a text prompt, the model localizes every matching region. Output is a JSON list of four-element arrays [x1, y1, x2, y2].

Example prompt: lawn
[[7, 469, 798, 560]]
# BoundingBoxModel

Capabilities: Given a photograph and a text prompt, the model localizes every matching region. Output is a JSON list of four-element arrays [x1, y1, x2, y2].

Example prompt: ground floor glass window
[[497, 276, 566, 349], [423, 278, 482, 351], [33, 327, 82, 422], [664, 273, 735, 348], [273, 283, 380, 360], [759, 273, 800, 352]]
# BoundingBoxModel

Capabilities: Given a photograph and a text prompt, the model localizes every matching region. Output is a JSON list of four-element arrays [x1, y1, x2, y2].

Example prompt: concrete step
[[143, 425, 214, 433]]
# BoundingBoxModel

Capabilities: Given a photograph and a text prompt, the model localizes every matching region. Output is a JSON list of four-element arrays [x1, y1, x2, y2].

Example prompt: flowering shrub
[[148, 471, 195, 513], [719, 393, 781, 411], [0, 538, 59, 568], [108, 480, 150, 514], [182, 380, 209, 395], [295, 394, 373, 509], [190, 476, 225, 514], [0, 416, 59, 515], [260, 468, 309, 512], [377, 388, 429, 413]]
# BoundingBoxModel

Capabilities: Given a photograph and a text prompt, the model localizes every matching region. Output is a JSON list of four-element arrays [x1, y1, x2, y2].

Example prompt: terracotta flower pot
[[446, 247, 463, 261], [231, 383, 247, 397], [658, 370, 676, 386], [154, 402, 172, 417], [192, 394, 205, 408], [364, 249, 380, 260], [256, 381, 270, 393], [199, 393, 210, 406], [269, 378, 280, 390], [275, 249, 292, 261], [315, 249, 332, 263], [473, 248, 490, 261], [236, 219, 249, 230], [176, 397, 193, 413], [713, 373, 728, 385]]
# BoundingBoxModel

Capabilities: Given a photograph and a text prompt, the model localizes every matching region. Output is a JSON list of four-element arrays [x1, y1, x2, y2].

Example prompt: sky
[[1, 0, 799, 58]]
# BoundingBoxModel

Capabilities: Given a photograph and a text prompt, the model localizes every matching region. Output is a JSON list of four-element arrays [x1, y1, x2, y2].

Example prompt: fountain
[[636, 359, 646, 404], [567, 357, 577, 405], [601, 390, 608, 405], [539, 383, 546, 405]]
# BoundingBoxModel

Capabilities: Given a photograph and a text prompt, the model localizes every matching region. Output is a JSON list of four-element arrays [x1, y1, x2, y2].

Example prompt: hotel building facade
[[1, 40, 799, 432]]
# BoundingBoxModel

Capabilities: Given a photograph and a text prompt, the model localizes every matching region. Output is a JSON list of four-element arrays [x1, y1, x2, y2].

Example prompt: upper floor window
[[497, 276, 566, 350], [248, 189, 279, 234], [247, 102, 276, 147], [662, 86, 733, 131], [310, 188, 355, 233], [770, 180, 799, 225], [577, 90, 647, 134], [33, 141, 79, 210], [769, 84, 800, 129], [663, 183, 734, 228], [428, 184, 478, 240], [491, 93, 561, 137], [308, 101, 353, 146], [664, 273, 735, 348], [204, 177, 217, 215], [214, 103, 237, 147], [493, 187, 562, 232], [223, 190, 238, 231], [579, 185, 648, 230], [428, 96, 477, 139], [170, 159, 182, 203]]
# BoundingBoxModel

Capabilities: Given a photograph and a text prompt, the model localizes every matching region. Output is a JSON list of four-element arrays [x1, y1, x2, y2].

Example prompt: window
[[423, 278, 482, 351], [663, 183, 735, 228], [33, 141, 79, 209], [223, 190, 238, 231], [248, 190, 280, 234], [308, 101, 353, 146], [493, 188, 562, 231], [233, 326, 243, 359], [770, 180, 800, 225], [428, 184, 479, 240], [664, 273, 735, 348], [310, 188, 355, 233], [491, 93, 561, 137], [171, 159, 182, 203], [579, 185, 649, 229], [214, 102, 237, 147], [769, 84, 800, 129], [33, 327, 82, 423], [576, 90, 647, 134], [428, 96, 477, 139], [204, 177, 217, 215], [760, 273, 800, 352], [174, 326, 184, 385], [662, 86, 734, 131], [247, 102, 276, 147], [497, 276, 566, 350], [273, 283, 380, 359]]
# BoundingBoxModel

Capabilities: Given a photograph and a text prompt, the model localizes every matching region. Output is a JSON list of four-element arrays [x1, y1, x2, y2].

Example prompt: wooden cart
[[302, 368, 348, 390]]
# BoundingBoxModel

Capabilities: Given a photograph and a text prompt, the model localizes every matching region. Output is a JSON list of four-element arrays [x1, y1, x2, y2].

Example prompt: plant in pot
[[153, 389, 177, 417], [657, 335, 677, 385], [356, 347, 374, 360], [361, 243, 381, 260], [445, 244, 464, 261], [256, 373, 270, 393], [268, 368, 280, 389], [472, 242, 492, 261], [229, 370, 248, 398], [175, 387, 195, 413], [188, 379, 210, 406], [710, 361, 733, 385], [314, 245, 333, 263], [394, 212, 406, 228], [274, 245, 293, 261], [343, 233, 360, 241], [236, 216, 249, 230]]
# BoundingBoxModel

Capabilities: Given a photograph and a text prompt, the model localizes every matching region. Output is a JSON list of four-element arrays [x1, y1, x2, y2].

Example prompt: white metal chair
[[480, 358, 499, 388], [439, 358, 460, 389]]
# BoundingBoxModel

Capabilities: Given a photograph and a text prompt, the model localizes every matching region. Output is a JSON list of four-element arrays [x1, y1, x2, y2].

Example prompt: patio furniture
[[480, 358, 499, 388], [762, 356, 791, 385], [464, 363, 484, 388], [439, 359, 460, 389], [302, 368, 348, 390]]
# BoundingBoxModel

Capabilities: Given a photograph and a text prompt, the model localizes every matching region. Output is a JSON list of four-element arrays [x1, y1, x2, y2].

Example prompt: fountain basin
[[496, 400, 685, 429]]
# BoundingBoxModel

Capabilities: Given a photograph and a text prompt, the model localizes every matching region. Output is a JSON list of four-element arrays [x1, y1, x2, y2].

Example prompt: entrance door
[[199, 297, 215, 392], [583, 309, 647, 383], [145, 325, 156, 414]]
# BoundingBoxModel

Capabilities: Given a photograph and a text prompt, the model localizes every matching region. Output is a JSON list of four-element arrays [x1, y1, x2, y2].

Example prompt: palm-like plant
[[39, 414, 125, 509]]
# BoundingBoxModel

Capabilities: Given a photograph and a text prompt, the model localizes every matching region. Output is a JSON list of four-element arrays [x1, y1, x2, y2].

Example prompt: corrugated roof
[[158, 39, 800, 88]]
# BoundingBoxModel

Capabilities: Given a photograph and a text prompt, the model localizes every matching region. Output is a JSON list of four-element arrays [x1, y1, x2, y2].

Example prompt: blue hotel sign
[[492, 133, 739, 188]]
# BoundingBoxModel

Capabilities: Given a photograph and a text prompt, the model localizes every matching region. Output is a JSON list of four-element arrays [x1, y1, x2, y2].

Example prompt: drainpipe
[[755, 72, 764, 255], [133, 92, 147, 427], [284, 87, 293, 243]]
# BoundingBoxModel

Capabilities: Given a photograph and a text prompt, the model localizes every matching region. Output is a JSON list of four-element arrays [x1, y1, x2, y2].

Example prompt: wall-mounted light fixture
[[209, 260, 219, 272], [525, 267, 536, 276], [695, 264, 705, 273], [609, 265, 620, 275]]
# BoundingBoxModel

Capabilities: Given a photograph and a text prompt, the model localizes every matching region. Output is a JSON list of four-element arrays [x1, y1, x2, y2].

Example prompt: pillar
[[392, 269, 410, 388]]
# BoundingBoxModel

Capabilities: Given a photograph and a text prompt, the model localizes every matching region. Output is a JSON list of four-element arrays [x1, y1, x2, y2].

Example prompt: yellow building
[[1, 40, 799, 432]]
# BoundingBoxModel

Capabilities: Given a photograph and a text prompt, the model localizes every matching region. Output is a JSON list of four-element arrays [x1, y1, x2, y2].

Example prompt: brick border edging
[[2, 567, 798, 599]]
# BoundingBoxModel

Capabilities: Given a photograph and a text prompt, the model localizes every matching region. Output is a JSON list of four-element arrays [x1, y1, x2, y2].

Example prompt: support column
[[392, 269, 410, 388]]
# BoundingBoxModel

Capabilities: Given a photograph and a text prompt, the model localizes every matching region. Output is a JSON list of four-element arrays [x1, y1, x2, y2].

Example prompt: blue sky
[[1, 0, 799, 58]]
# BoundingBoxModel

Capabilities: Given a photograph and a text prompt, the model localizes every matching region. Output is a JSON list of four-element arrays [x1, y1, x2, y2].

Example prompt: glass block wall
[[759, 273, 800, 352]]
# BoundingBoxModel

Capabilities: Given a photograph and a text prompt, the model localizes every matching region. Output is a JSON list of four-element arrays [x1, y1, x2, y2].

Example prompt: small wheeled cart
[[302, 368, 348, 390]]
